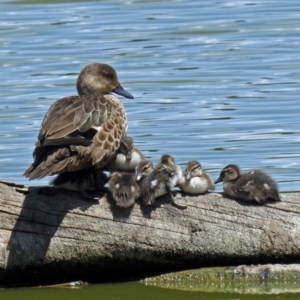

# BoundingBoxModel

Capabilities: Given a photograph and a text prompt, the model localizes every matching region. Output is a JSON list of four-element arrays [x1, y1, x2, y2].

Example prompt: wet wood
[[0, 180, 299, 286]]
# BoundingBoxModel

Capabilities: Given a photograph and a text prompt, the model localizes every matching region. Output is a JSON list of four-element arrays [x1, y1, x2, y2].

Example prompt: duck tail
[[23, 146, 72, 180]]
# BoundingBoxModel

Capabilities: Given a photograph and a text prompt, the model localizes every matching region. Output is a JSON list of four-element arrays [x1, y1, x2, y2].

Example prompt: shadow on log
[[0, 180, 300, 287]]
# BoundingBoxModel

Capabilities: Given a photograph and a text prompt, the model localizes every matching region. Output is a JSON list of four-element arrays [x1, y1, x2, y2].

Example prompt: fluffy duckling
[[136, 159, 154, 181], [51, 167, 108, 201], [177, 161, 215, 194], [215, 164, 281, 204], [136, 159, 154, 201], [138, 155, 187, 209], [108, 172, 140, 208], [24, 63, 133, 181], [107, 136, 145, 173]]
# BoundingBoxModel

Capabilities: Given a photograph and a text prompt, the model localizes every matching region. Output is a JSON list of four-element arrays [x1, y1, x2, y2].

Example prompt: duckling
[[108, 172, 140, 208], [136, 159, 154, 201], [107, 136, 145, 173], [177, 160, 215, 194], [51, 167, 108, 201], [136, 159, 154, 181], [215, 164, 281, 204], [138, 155, 187, 209], [24, 63, 133, 182]]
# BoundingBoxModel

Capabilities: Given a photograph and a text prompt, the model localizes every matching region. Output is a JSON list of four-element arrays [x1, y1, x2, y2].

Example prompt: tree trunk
[[0, 180, 299, 286]]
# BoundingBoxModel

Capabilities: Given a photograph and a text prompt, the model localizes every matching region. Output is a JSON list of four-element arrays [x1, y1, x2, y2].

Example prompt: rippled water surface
[[1, 0, 299, 192]]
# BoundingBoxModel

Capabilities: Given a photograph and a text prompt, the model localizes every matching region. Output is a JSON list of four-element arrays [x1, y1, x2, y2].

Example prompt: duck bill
[[184, 172, 191, 180], [214, 177, 223, 184], [113, 84, 134, 99], [125, 152, 132, 161], [136, 173, 142, 181]]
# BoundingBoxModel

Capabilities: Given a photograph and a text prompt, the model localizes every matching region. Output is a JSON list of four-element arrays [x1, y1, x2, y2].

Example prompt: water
[[1, 282, 300, 300], [0, 0, 299, 297], [0, 0, 299, 192]]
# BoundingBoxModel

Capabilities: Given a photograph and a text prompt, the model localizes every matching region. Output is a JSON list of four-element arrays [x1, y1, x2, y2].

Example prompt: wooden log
[[0, 180, 300, 286]]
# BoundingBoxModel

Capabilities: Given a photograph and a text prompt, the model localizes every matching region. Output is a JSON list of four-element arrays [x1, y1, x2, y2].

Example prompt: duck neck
[[77, 86, 108, 96]]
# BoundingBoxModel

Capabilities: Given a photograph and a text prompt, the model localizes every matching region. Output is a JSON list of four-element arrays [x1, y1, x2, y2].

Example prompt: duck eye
[[103, 72, 114, 80]]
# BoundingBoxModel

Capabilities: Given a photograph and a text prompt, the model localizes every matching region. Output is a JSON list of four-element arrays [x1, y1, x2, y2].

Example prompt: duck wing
[[246, 170, 281, 202], [38, 95, 108, 146], [236, 172, 270, 203], [24, 95, 116, 179]]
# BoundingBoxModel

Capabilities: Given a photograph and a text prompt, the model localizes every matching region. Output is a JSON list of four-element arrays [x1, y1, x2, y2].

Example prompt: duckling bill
[[215, 164, 281, 204], [24, 63, 133, 185]]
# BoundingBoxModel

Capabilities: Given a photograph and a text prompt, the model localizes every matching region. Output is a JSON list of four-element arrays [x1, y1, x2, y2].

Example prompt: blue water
[[0, 0, 299, 194]]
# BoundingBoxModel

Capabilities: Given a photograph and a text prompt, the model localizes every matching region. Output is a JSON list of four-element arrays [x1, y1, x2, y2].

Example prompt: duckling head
[[118, 136, 134, 161], [159, 154, 176, 166], [215, 164, 240, 184], [76, 63, 134, 99], [184, 161, 203, 180], [136, 160, 154, 180]]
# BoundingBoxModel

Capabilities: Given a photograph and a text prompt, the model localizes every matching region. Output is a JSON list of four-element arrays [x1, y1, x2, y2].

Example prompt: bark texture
[[0, 180, 299, 286]]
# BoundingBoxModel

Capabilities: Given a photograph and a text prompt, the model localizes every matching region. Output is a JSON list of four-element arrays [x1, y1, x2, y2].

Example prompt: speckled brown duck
[[24, 63, 133, 182], [215, 164, 281, 204], [177, 160, 215, 195]]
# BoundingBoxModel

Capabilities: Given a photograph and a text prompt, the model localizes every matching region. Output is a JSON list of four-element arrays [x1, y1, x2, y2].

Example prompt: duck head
[[184, 161, 203, 180], [119, 136, 134, 161], [136, 160, 154, 180], [215, 164, 240, 184], [76, 63, 134, 99], [160, 154, 176, 166]]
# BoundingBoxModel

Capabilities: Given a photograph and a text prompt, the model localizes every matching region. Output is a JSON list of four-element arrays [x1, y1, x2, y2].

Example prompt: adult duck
[[24, 63, 133, 180]]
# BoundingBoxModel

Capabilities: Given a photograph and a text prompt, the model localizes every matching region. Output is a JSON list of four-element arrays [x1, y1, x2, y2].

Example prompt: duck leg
[[166, 186, 187, 209], [78, 186, 101, 202]]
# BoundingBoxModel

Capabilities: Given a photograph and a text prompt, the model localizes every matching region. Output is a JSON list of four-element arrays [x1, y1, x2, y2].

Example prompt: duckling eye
[[225, 169, 235, 176], [119, 145, 127, 153]]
